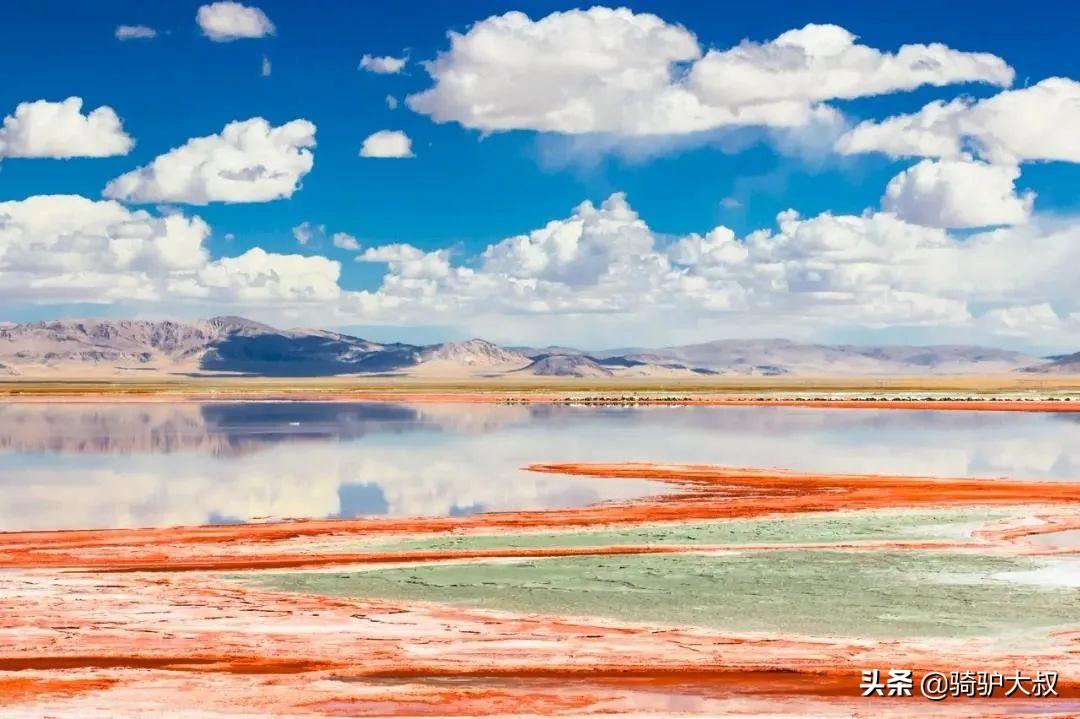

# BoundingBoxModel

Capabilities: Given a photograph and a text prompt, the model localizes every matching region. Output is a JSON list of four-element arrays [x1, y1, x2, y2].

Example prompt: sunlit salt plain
[[3, 400, 1080, 717]]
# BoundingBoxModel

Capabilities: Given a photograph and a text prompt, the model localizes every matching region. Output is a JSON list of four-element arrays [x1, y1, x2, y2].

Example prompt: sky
[[1, 0, 1079, 350]]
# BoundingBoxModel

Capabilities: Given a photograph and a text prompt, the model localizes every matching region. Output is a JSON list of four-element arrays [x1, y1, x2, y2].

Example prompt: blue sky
[[1, 0, 1079, 348]]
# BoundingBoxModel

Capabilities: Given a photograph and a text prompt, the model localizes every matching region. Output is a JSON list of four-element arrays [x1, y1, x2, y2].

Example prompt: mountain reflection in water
[[1, 402, 1078, 531]]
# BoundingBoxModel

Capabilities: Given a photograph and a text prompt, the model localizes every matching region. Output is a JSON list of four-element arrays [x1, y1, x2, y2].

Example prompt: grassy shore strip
[[334, 508, 1020, 554], [244, 550, 1080, 638]]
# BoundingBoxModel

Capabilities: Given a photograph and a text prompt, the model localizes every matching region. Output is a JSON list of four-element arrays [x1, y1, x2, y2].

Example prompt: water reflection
[[0, 402, 1078, 531], [0, 402, 423, 457]]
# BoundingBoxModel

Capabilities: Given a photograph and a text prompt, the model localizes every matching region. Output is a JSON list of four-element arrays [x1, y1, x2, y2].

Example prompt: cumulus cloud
[[197, 1, 274, 41], [407, 8, 1012, 137], [687, 23, 1012, 107], [882, 159, 1034, 228], [0, 195, 340, 308], [292, 221, 324, 246], [170, 248, 341, 302], [348, 195, 918, 327], [359, 54, 406, 74], [837, 77, 1080, 164], [976, 303, 1064, 338], [358, 244, 453, 281], [346, 193, 1080, 344], [291, 222, 359, 251], [332, 232, 361, 251], [0, 195, 207, 302], [359, 129, 413, 158], [838, 79, 1080, 232], [115, 25, 156, 40], [4, 191, 1080, 344], [0, 98, 134, 159], [104, 117, 315, 204]]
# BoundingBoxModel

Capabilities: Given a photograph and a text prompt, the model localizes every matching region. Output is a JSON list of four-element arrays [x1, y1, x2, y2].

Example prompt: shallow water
[[248, 550, 1080, 638], [1, 401, 1078, 531]]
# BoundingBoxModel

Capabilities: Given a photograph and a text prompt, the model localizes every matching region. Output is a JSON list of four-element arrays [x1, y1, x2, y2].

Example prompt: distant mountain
[[592, 339, 1042, 376], [0, 318, 421, 377], [0, 317, 1059, 378], [409, 339, 531, 377], [509, 345, 589, 359], [421, 339, 529, 366], [517, 354, 614, 377], [0, 318, 224, 371], [202, 326, 418, 376], [1022, 351, 1080, 374]]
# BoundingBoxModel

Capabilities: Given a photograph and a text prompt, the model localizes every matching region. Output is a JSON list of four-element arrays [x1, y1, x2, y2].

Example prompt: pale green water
[[246, 550, 1080, 638], [355, 507, 1019, 553]]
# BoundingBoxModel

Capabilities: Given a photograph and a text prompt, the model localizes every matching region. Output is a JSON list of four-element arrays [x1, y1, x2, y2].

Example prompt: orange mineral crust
[[2, 463, 1079, 572], [0, 675, 116, 702], [1, 569, 1076, 717], [2, 460, 1078, 716]]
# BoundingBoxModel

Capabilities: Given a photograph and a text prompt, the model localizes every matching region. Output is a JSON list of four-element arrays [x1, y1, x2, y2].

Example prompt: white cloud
[[197, 2, 274, 41], [261, 55, 272, 77], [350, 195, 937, 328], [385, 95, 399, 110], [479, 193, 656, 289], [359, 129, 413, 158], [171, 248, 341, 303], [839, 80, 1080, 233], [104, 117, 315, 204], [837, 98, 969, 160], [346, 193, 1080, 344], [5, 192, 1080, 345], [0, 195, 207, 302], [407, 8, 1012, 137], [359, 54, 406, 74], [976, 303, 1063, 338], [292, 221, 324, 246], [332, 232, 361, 251], [115, 25, 156, 40], [687, 23, 1012, 107], [0, 195, 340, 308], [291, 223, 359, 251], [0, 98, 134, 159], [358, 244, 452, 281], [882, 159, 1034, 228], [837, 77, 1080, 164]]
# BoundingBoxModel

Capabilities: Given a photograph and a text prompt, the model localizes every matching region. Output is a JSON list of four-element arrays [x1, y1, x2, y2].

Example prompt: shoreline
[[2, 389, 1080, 412]]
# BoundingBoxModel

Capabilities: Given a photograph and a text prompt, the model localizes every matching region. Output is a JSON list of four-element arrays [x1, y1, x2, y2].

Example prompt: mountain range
[[0, 317, 1072, 378]]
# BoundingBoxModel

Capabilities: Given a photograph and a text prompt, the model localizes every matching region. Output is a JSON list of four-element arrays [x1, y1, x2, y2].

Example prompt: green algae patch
[[245, 550, 1079, 638], [352, 508, 1018, 554]]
